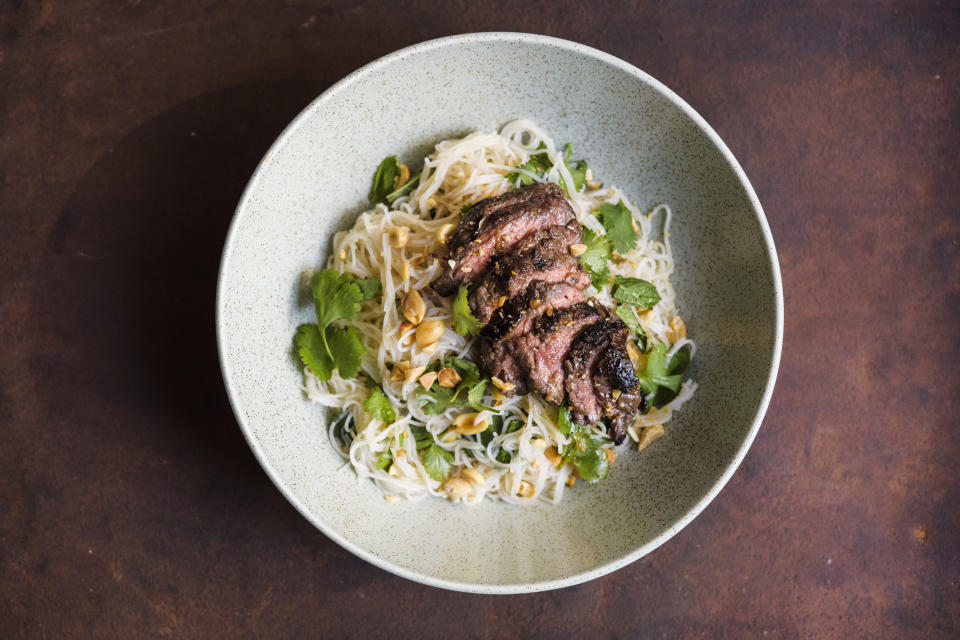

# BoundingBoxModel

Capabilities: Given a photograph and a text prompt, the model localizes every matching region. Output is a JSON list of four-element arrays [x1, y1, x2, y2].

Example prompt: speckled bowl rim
[[216, 32, 783, 594]]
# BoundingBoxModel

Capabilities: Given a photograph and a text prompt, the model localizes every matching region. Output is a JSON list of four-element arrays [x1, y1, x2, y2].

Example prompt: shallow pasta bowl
[[216, 33, 783, 593]]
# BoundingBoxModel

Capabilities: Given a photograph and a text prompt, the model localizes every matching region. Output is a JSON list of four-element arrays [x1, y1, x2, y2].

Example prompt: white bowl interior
[[217, 34, 781, 592]]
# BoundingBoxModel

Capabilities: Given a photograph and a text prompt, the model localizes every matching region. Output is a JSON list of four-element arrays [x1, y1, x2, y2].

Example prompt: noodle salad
[[294, 120, 697, 505]]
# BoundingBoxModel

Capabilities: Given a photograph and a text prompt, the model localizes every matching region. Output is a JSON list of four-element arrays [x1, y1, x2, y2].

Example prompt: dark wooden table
[[2, 2, 958, 637]]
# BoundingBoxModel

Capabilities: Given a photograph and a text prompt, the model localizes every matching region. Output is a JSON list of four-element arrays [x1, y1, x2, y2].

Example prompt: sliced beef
[[478, 338, 529, 396], [430, 183, 575, 296], [447, 182, 561, 252], [564, 320, 627, 424], [484, 281, 585, 342], [469, 224, 588, 322], [511, 302, 603, 404], [563, 316, 644, 444], [594, 344, 644, 444], [478, 281, 585, 396]]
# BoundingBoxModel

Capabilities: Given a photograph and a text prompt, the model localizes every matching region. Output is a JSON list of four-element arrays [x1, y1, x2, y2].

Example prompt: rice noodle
[[300, 120, 697, 504]]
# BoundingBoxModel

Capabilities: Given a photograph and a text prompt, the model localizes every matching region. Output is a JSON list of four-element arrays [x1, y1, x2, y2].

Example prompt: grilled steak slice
[[484, 281, 585, 343], [564, 320, 628, 425], [430, 183, 575, 296], [512, 302, 603, 404], [478, 337, 529, 395], [469, 224, 588, 322], [594, 343, 644, 444], [447, 182, 561, 252], [478, 282, 585, 396]]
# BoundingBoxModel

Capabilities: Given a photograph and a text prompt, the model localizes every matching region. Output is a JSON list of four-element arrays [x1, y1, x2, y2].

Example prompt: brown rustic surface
[[2, 1, 958, 637]]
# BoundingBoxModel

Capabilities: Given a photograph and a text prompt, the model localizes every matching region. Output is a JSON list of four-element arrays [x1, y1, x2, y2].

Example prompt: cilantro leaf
[[363, 385, 396, 424], [375, 452, 392, 470], [452, 286, 483, 337], [558, 144, 588, 196], [369, 156, 400, 205], [311, 269, 364, 333], [409, 424, 434, 450], [637, 344, 684, 400], [330, 409, 354, 450], [324, 326, 366, 379], [295, 323, 333, 380], [612, 276, 661, 309], [416, 356, 492, 414], [561, 424, 610, 483], [557, 403, 573, 435], [356, 276, 382, 301], [508, 146, 552, 185], [596, 201, 637, 253], [466, 379, 490, 411], [421, 443, 454, 481], [578, 228, 612, 289]]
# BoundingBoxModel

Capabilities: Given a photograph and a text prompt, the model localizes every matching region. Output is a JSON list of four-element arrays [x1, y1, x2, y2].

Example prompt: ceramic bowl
[[217, 33, 782, 593]]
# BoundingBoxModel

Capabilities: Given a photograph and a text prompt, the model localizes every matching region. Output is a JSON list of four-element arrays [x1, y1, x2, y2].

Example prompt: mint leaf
[[356, 276, 382, 301], [369, 156, 400, 205], [614, 304, 648, 351], [386, 172, 421, 204], [557, 403, 573, 435], [295, 324, 333, 380], [421, 443, 454, 481], [325, 326, 366, 379], [652, 345, 691, 407], [596, 201, 637, 253], [452, 285, 483, 337], [363, 385, 396, 424], [612, 276, 661, 309], [579, 228, 611, 289]]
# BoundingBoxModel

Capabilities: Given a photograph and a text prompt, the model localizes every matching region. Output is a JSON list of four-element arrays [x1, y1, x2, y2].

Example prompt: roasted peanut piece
[[388, 226, 409, 249], [401, 290, 426, 325], [637, 424, 665, 451], [437, 367, 461, 388], [436, 223, 456, 245], [490, 376, 516, 392], [569, 243, 587, 257], [393, 163, 410, 189], [518, 481, 535, 498], [461, 467, 485, 487], [398, 321, 415, 346], [544, 446, 562, 466], [531, 438, 547, 450], [452, 412, 489, 435], [566, 475, 576, 487], [418, 371, 438, 390], [415, 320, 444, 348], [666, 316, 687, 343], [389, 361, 409, 383], [443, 477, 472, 500]]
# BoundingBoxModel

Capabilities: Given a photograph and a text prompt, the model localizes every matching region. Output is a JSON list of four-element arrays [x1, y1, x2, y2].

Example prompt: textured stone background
[[2, 1, 958, 637]]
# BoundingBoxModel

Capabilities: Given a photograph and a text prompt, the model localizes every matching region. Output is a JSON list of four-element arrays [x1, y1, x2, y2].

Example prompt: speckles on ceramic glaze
[[216, 32, 783, 594]]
